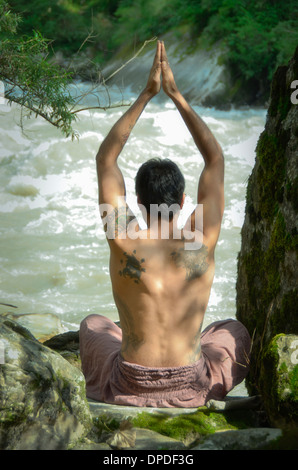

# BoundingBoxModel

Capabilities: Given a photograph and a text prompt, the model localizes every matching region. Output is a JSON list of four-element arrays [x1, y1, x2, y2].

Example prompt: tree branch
[[103, 36, 157, 84], [0, 34, 157, 139]]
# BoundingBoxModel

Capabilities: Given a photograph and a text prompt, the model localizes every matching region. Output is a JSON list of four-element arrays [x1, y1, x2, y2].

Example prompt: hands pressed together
[[145, 40, 179, 99]]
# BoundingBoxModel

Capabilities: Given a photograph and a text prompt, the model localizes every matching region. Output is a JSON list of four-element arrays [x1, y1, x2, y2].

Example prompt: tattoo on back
[[170, 245, 209, 281], [119, 250, 146, 284]]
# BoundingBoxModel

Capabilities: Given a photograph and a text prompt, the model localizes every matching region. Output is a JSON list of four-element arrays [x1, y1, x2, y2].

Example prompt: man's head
[[135, 158, 185, 221]]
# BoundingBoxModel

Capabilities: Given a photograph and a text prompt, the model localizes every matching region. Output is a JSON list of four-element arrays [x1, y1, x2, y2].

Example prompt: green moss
[[286, 176, 298, 212], [260, 335, 298, 428], [288, 366, 298, 401], [256, 131, 287, 222], [132, 408, 255, 443], [0, 406, 32, 425], [277, 362, 298, 403], [241, 208, 297, 332]]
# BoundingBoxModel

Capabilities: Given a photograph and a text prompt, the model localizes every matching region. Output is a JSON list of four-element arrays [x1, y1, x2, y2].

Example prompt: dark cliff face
[[236, 47, 298, 395]]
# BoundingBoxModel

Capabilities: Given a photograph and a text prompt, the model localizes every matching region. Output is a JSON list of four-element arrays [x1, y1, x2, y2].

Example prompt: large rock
[[259, 334, 298, 429], [236, 46, 298, 425], [0, 318, 92, 450]]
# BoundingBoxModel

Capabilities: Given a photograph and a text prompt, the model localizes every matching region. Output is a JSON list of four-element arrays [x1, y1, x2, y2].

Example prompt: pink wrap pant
[[79, 315, 251, 408]]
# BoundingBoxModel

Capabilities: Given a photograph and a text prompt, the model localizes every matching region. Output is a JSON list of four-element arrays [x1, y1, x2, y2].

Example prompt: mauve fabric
[[79, 315, 251, 408]]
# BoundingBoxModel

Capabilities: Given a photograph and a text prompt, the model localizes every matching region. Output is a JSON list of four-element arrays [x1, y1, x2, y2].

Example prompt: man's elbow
[[215, 142, 224, 162], [210, 149, 224, 167], [207, 142, 224, 165]]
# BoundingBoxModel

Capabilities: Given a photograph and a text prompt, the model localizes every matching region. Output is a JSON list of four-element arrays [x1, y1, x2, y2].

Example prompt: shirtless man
[[79, 41, 251, 407]]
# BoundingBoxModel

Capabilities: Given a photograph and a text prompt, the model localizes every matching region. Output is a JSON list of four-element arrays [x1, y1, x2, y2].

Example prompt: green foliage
[[0, 1, 78, 138], [1, 0, 297, 107], [132, 408, 256, 443], [7, 0, 90, 52], [112, 0, 173, 47], [0, 0, 20, 32], [189, 0, 298, 93], [0, 0, 133, 137]]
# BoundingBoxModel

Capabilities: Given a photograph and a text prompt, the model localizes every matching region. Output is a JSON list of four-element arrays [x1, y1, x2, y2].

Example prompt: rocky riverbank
[[0, 315, 296, 450]]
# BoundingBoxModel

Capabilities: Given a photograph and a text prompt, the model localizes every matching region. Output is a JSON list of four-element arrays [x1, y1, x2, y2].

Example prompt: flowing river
[[0, 85, 266, 342]]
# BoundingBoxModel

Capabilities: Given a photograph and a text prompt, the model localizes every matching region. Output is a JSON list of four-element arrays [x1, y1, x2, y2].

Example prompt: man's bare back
[[110, 234, 215, 367]]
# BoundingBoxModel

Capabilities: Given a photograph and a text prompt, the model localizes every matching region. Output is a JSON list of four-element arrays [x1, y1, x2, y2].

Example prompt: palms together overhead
[[146, 40, 178, 98]]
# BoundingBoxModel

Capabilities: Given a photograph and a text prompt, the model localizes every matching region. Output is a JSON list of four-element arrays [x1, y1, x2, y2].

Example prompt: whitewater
[[0, 85, 266, 340]]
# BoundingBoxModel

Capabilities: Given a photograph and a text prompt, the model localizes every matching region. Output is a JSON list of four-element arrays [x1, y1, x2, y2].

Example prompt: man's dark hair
[[135, 158, 185, 219]]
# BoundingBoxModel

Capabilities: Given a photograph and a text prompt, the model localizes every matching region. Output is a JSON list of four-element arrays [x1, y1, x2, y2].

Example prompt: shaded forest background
[[4, 0, 298, 103]]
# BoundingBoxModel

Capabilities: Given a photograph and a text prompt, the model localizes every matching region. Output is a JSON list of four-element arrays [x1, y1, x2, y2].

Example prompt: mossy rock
[[259, 334, 298, 429], [131, 406, 259, 445], [0, 319, 92, 450], [236, 44, 298, 405]]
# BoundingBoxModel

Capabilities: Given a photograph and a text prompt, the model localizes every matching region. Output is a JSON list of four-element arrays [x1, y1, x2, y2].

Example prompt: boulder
[[259, 334, 298, 429], [0, 318, 92, 450], [236, 46, 298, 426]]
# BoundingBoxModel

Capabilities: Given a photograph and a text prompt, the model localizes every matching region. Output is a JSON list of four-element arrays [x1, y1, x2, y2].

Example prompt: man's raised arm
[[161, 42, 224, 246], [96, 41, 162, 208]]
